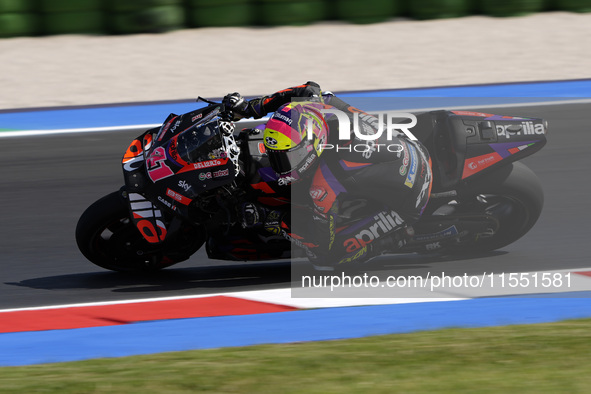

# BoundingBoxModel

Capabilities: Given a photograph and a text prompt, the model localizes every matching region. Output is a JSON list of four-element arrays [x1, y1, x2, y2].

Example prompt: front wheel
[[75, 191, 205, 273]]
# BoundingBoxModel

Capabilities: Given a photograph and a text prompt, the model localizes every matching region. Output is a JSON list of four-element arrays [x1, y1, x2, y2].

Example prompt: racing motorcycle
[[76, 99, 547, 272]]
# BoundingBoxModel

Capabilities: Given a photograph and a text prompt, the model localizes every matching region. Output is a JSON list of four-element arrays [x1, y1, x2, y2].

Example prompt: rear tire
[[451, 162, 544, 252], [76, 191, 204, 273]]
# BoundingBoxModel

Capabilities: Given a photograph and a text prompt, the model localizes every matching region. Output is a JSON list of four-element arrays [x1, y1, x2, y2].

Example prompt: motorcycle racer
[[223, 82, 432, 270]]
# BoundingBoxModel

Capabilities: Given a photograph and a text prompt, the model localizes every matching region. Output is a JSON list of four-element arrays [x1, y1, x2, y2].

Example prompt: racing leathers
[[227, 82, 432, 269]]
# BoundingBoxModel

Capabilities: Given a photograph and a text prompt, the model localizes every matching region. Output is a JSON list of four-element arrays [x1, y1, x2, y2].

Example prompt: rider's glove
[[222, 92, 250, 120], [301, 81, 322, 102], [240, 202, 285, 235], [240, 202, 261, 228]]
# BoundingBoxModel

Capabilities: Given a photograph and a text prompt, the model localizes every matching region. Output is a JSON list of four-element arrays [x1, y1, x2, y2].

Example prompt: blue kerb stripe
[[340, 79, 591, 98], [1, 79, 590, 131], [2, 296, 591, 367]]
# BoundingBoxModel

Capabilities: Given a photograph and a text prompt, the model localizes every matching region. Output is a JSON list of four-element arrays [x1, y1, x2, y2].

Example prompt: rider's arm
[[247, 81, 321, 118], [223, 81, 322, 119]]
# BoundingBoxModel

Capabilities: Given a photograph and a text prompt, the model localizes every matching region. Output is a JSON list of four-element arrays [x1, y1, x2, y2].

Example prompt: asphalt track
[[1, 101, 590, 310]]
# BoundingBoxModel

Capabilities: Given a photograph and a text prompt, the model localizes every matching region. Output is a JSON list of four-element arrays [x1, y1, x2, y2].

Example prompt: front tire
[[76, 191, 204, 273]]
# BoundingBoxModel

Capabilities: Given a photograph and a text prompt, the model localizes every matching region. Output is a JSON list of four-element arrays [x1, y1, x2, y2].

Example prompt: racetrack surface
[[1, 102, 590, 310]]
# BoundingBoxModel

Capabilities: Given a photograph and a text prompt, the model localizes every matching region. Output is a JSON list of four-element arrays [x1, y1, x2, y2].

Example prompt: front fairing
[[121, 104, 240, 243]]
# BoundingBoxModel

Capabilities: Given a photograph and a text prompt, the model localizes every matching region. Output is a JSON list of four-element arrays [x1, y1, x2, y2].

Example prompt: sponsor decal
[[168, 139, 178, 161], [413, 225, 458, 242], [338, 246, 368, 265], [415, 145, 432, 209], [191, 113, 203, 122], [194, 158, 227, 170], [404, 144, 418, 188], [496, 121, 545, 139], [273, 112, 293, 126], [277, 175, 296, 186], [213, 169, 230, 178], [166, 188, 192, 206], [156, 117, 175, 141], [310, 186, 327, 202], [416, 164, 432, 208], [343, 211, 404, 253], [128, 192, 167, 243], [167, 138, 186, 166], [157, 196, 172, 209], [178, 180, 191, 192], [178, 158, 229, 174], [281, 230, 317, 259], [298, 154, 316, 174], [265, 136, 278, 147], [462, 152, 502, 179], [425, 241, 441, 251], [399, 140, 410, 176], [170, 119, 181, 134], [451, 110, 495, 118], [328, 215, 336, 250], [199, 172, 212, 181]]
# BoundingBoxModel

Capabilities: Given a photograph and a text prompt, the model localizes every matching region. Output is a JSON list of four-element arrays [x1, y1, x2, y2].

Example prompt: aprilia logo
[[343, 211, 404, 252], [298, 154, 316, 174], [496, 121, 545, 139]]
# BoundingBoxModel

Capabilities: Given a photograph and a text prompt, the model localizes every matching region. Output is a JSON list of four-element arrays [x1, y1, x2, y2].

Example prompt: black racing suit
[[238, 82, 432, 269]]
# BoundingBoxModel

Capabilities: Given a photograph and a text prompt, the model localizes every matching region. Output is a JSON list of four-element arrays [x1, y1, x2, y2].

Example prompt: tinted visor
[[267, 144, 313, 175]]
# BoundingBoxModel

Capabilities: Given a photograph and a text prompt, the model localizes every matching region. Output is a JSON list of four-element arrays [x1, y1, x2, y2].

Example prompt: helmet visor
[[267, 144, 313, 175]]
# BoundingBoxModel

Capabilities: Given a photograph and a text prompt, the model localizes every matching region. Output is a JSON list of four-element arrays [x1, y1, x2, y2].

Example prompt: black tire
[[451, 162, 544, 252], [76, 191, 205, 273]]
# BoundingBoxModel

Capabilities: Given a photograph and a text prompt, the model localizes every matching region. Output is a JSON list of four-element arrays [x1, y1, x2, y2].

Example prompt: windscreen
[[176, 121, 225, 164]]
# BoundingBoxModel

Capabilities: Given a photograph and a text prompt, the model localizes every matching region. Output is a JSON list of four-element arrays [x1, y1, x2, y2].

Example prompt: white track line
[[2, 268, 590, 313], [1, 98, 590, 139], [0, 124, 159, 138]]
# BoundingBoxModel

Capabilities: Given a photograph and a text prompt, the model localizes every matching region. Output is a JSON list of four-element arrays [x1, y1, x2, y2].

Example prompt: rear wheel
[[76, 191, 205, 273], [450, 162, 544, 252]]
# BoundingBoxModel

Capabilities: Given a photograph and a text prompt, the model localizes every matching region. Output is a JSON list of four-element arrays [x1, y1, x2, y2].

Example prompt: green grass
[[2, 319, 591, 393]]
